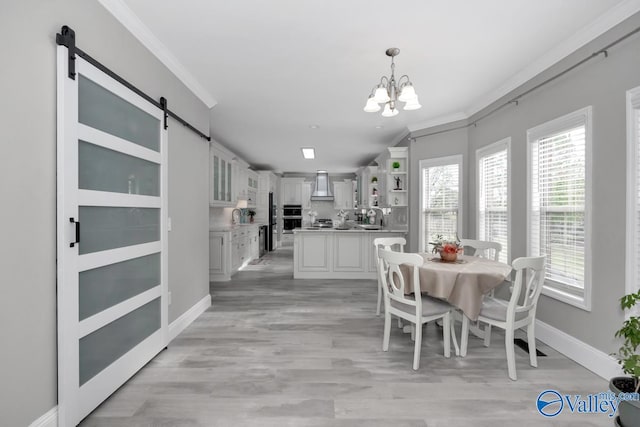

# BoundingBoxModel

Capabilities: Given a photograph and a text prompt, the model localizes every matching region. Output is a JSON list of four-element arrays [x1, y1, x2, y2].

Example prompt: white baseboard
[[168, 293, 211, 342], [29, 406, 57, 427], [535, 319, 623, 380]]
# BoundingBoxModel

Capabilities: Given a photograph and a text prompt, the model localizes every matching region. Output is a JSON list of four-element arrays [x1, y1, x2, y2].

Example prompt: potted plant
[[371, 176, 378, 183], [392, 161, 401, 171], [610, 289, 640, 427], [247, 209, 256, 223]]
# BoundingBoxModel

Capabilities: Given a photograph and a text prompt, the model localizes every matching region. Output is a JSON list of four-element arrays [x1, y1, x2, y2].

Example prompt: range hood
[[310, 171, 334, 201]]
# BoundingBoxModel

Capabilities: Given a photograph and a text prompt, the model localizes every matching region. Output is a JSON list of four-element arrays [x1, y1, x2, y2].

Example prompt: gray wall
[[468, 14, 640, 354], [0, 1, 210, 425], [405, 13, 640, 354]]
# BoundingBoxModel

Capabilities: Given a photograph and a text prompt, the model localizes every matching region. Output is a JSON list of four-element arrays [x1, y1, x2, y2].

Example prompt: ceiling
[[105, 0, 636, 173]]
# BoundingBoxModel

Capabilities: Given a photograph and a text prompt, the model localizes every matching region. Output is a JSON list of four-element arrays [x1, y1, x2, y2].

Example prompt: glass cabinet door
[[227, 163, 232, 201], [213, 155, 219, 201]]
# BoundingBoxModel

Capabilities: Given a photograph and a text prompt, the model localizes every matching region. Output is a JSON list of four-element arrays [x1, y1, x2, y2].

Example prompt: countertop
[[209, 223, 267, 232], [292, 226, 407, 233]]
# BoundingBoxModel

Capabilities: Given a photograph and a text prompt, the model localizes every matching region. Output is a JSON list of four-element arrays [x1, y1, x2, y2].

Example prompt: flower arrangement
[[429, 234, 459, 252], [429, 234, 463, 262]]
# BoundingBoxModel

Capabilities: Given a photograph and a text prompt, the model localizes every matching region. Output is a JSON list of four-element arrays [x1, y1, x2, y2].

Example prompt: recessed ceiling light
[[301, 148, 315, 159], [309, 125, 319, 129], [375, 125, 384, 129]]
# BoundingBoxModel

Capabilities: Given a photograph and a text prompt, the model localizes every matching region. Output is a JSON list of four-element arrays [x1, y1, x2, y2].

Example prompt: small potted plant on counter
[[247, 209, 256, 223], [610, 289, 640, 427]]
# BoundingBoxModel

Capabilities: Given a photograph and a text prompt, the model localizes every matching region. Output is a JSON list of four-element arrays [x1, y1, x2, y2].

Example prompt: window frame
[[476, 137, 511, 264], [626, 86, 640, 317], [526, 106, 593, 311], [419, 154, 464, 252]]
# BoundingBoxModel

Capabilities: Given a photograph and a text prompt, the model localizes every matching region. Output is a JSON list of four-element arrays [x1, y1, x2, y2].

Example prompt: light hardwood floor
[[81, 247, 609, 426]]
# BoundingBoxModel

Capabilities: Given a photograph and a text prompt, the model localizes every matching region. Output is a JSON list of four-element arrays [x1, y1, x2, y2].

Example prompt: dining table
[[399, 253, 512, 356], [400, 253, 512, 320]]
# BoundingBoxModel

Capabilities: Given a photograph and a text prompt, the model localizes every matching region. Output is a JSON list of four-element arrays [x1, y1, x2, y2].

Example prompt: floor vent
[[514, 338, 547, 356]]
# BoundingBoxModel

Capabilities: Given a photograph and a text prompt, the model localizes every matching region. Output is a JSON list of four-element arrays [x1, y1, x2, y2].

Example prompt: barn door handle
[[70, 217, 80, 248]]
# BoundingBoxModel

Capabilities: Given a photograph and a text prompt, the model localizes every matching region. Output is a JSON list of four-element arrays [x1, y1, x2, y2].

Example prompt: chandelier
[[363, 48, 421, 117]]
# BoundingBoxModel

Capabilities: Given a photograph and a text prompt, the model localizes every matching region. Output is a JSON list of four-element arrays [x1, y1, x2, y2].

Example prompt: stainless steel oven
[[283, 204, 302, 233]]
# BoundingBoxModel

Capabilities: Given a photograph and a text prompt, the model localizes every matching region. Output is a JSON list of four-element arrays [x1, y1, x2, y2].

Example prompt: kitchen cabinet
[[210, 143, 234, 206], [333, 180, 353, 210], [294, 233, 330, 272], [210, 225, 260, 281], [293, 229, 406, 279], [246, 170, 259, 207], [333, 233, 365, 271], [281, 178, 304, 204], [209, 231, 231, 281]]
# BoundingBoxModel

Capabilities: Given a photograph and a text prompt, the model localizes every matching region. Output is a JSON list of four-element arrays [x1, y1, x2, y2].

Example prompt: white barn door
[[56, 47, 168, 426]]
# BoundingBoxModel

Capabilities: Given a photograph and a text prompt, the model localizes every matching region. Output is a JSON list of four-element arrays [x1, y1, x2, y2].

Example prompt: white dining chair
[[379, 249, 452, 370], [460, 239, 502, 261], [460, 238, 503, 346], [373, 237, 406, 316], [460, 255, 546, 380]]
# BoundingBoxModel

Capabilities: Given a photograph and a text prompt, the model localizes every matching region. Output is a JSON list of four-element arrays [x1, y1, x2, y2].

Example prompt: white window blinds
[[528, 107, 591, 309], [478, 141, 509, 264], [531, 127, 585, 290], [421, 158, 461, 252]]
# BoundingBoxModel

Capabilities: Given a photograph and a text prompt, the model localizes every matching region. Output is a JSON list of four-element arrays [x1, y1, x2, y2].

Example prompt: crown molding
[[98, 0, 217, 109], [407, 112, 468, 133], [465, 0, 640, 118], [389, 128, 411, 146]]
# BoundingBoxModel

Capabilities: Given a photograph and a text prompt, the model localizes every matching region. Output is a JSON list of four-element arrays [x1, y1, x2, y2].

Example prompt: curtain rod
[[410, 24, 640, 142], [56, 25, 211, 141]]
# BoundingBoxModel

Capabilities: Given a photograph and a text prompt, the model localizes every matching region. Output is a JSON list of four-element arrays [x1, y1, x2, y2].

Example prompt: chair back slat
[[460, 238, 502, 262]]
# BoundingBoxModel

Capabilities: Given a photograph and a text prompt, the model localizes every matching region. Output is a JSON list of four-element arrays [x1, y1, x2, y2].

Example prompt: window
[[527, 107, 592, 310], [419, 155, 463, 252], [627, 86, 640, 304], [477, 138, 510, 264]]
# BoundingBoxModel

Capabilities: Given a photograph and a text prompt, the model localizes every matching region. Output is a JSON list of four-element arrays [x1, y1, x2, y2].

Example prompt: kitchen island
[[293, 226, 406, 279]]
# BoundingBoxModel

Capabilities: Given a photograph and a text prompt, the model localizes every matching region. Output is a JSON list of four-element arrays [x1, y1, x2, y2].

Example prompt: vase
[[440, 250, 457, 262]]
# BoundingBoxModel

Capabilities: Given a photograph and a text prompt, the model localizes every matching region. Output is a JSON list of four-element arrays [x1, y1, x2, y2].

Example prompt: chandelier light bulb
[[363, 96, 381, 112], [403, 96, 422, 111], [398, 83, 417, 102], [381, 103, 399, 117], [373, 86, 390, 104]]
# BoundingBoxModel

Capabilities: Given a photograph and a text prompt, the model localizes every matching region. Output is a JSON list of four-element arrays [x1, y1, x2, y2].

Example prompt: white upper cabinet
[[210, 142, 234, 206], [282, 178, 304, 204], [333, 180, 353, 210]]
